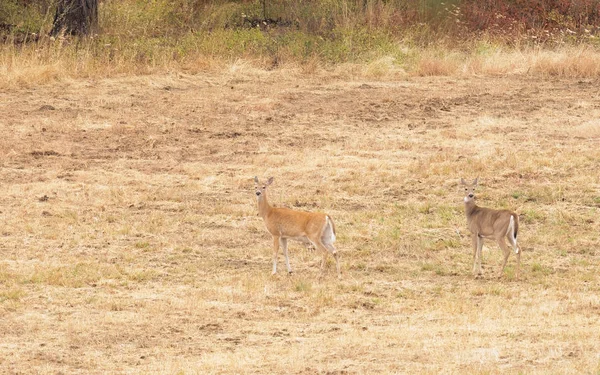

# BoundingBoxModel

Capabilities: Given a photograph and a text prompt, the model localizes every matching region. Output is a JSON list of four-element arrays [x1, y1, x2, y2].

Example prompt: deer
[[461, 178, 521, 279], [254, 176, 341, 279]]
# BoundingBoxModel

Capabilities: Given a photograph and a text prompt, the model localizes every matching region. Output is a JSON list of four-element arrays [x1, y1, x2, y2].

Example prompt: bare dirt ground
[[1, 68, 599, 374]]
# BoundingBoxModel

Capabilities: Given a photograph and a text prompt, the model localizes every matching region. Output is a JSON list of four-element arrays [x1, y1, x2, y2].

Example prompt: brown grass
[[4, 42, 600, 89], [0, 66, 599, 374]]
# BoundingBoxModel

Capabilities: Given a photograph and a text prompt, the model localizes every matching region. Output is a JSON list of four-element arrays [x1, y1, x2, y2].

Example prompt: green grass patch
[[134, 241, 156, 252], [0, 287, 26, 303], [127, 268, 160, 282], [294, 280, 312, 293], [420, 262, 449, 275], [531, 262, 553, 276], [26, 262, 125, 287], [520, 208, 546, 224]]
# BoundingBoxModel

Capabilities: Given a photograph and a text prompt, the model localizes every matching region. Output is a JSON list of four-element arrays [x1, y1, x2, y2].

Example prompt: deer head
[[460, 177, 478, 204], [254, 176, 273, 200]]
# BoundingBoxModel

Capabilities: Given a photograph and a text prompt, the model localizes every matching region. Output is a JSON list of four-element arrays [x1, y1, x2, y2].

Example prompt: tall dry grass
[[4, 40, 600, 88], [2, 0, 600, 87]]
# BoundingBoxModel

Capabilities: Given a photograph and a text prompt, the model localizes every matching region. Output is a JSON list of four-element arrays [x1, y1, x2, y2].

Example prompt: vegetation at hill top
[[2, 1, 600, 84]]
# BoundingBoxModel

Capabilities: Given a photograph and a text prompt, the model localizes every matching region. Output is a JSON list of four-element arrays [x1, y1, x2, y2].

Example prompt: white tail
[[507, 215, 520, 254], [254, 176, 341, 278], [461, 178, 522, 279]]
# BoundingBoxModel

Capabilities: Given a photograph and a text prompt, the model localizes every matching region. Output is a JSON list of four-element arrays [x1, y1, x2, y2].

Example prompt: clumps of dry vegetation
[[2, 0, 600, 86]]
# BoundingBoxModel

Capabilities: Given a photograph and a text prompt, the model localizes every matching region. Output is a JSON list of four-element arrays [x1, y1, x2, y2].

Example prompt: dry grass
[[0, 66, 599, 374], [4, 41, 600, 89]]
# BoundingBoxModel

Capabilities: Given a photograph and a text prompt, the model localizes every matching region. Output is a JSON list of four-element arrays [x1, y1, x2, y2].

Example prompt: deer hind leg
[[321, 220, 341, 279], [307, 235, 331, 277], [320, 249, 328, 273], [497, 237, 511, 279], [324, 242, 341, 279], [272, 236, 280, 275], [280, 238, 292, 274], [515, 248, 521, 280], [506, 233, 521, 280]]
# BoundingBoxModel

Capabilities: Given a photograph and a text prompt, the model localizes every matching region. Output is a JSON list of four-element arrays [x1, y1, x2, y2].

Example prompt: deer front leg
[[478, 236, 484, 274], [272, 236, 280, 275], [477, 236, 485, 277], [280, 237, 292, 274], [471, 234, 481, 277]]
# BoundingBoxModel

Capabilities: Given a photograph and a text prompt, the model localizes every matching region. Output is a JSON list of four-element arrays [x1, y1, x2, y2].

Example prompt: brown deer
[[461, 178, 521, 279], [254, 176, 341, 278]]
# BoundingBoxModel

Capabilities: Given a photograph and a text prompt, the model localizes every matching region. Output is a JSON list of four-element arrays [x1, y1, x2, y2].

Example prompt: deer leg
[[516, 247, 521, 280], [325, 242, 341, 279], [477, 236, 484, 276], [308, 236, 331, 277], [301, 238, 316, 252], [471, 234, 479, 276], [497, 237, 511, 278], [506, 234, 521, 280], [280, 238, 292, 274], [472, 234, 483, 277], [272, 236, 280, 275]]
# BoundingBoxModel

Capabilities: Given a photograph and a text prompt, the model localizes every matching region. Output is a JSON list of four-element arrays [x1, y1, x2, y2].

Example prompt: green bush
[[0, 0, 53, 34]]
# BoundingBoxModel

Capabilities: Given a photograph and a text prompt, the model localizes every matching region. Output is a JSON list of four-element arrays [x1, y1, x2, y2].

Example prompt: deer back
[[467, 205, 515, 238], [265, 207, 327, 238]]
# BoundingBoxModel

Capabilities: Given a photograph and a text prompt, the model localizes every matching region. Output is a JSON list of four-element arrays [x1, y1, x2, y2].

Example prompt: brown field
[[1, 66, 599, 374]]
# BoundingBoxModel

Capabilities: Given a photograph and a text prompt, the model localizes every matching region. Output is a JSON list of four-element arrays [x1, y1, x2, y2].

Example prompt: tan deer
[[461, 178, 521, 279], [254, 176, 341, 278]]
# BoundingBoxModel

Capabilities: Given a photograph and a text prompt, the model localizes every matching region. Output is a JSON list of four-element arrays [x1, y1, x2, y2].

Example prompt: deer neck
[[464, 199, 478, 219], [257, 192, 272, 219]]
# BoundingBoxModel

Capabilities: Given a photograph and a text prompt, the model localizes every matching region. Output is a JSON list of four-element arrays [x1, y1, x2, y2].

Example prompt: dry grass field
[[1, 65, 599, 374]]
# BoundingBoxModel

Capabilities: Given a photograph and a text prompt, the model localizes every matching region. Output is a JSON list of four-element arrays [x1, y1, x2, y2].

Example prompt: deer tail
[[509, 215, 520, 254], [326, 216, 336, 242]]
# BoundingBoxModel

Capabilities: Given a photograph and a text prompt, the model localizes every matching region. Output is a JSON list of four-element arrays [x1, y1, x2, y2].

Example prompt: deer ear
[[460, 178, 466, 185], [266, 177, 274, 186], [254, 176, 259, 184], [473, 177, 479, 186]]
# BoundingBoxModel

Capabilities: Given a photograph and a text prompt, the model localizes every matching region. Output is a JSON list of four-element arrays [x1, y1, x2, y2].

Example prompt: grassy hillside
[[1, 65, 599, 375], [1, 2, 600, 374]]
